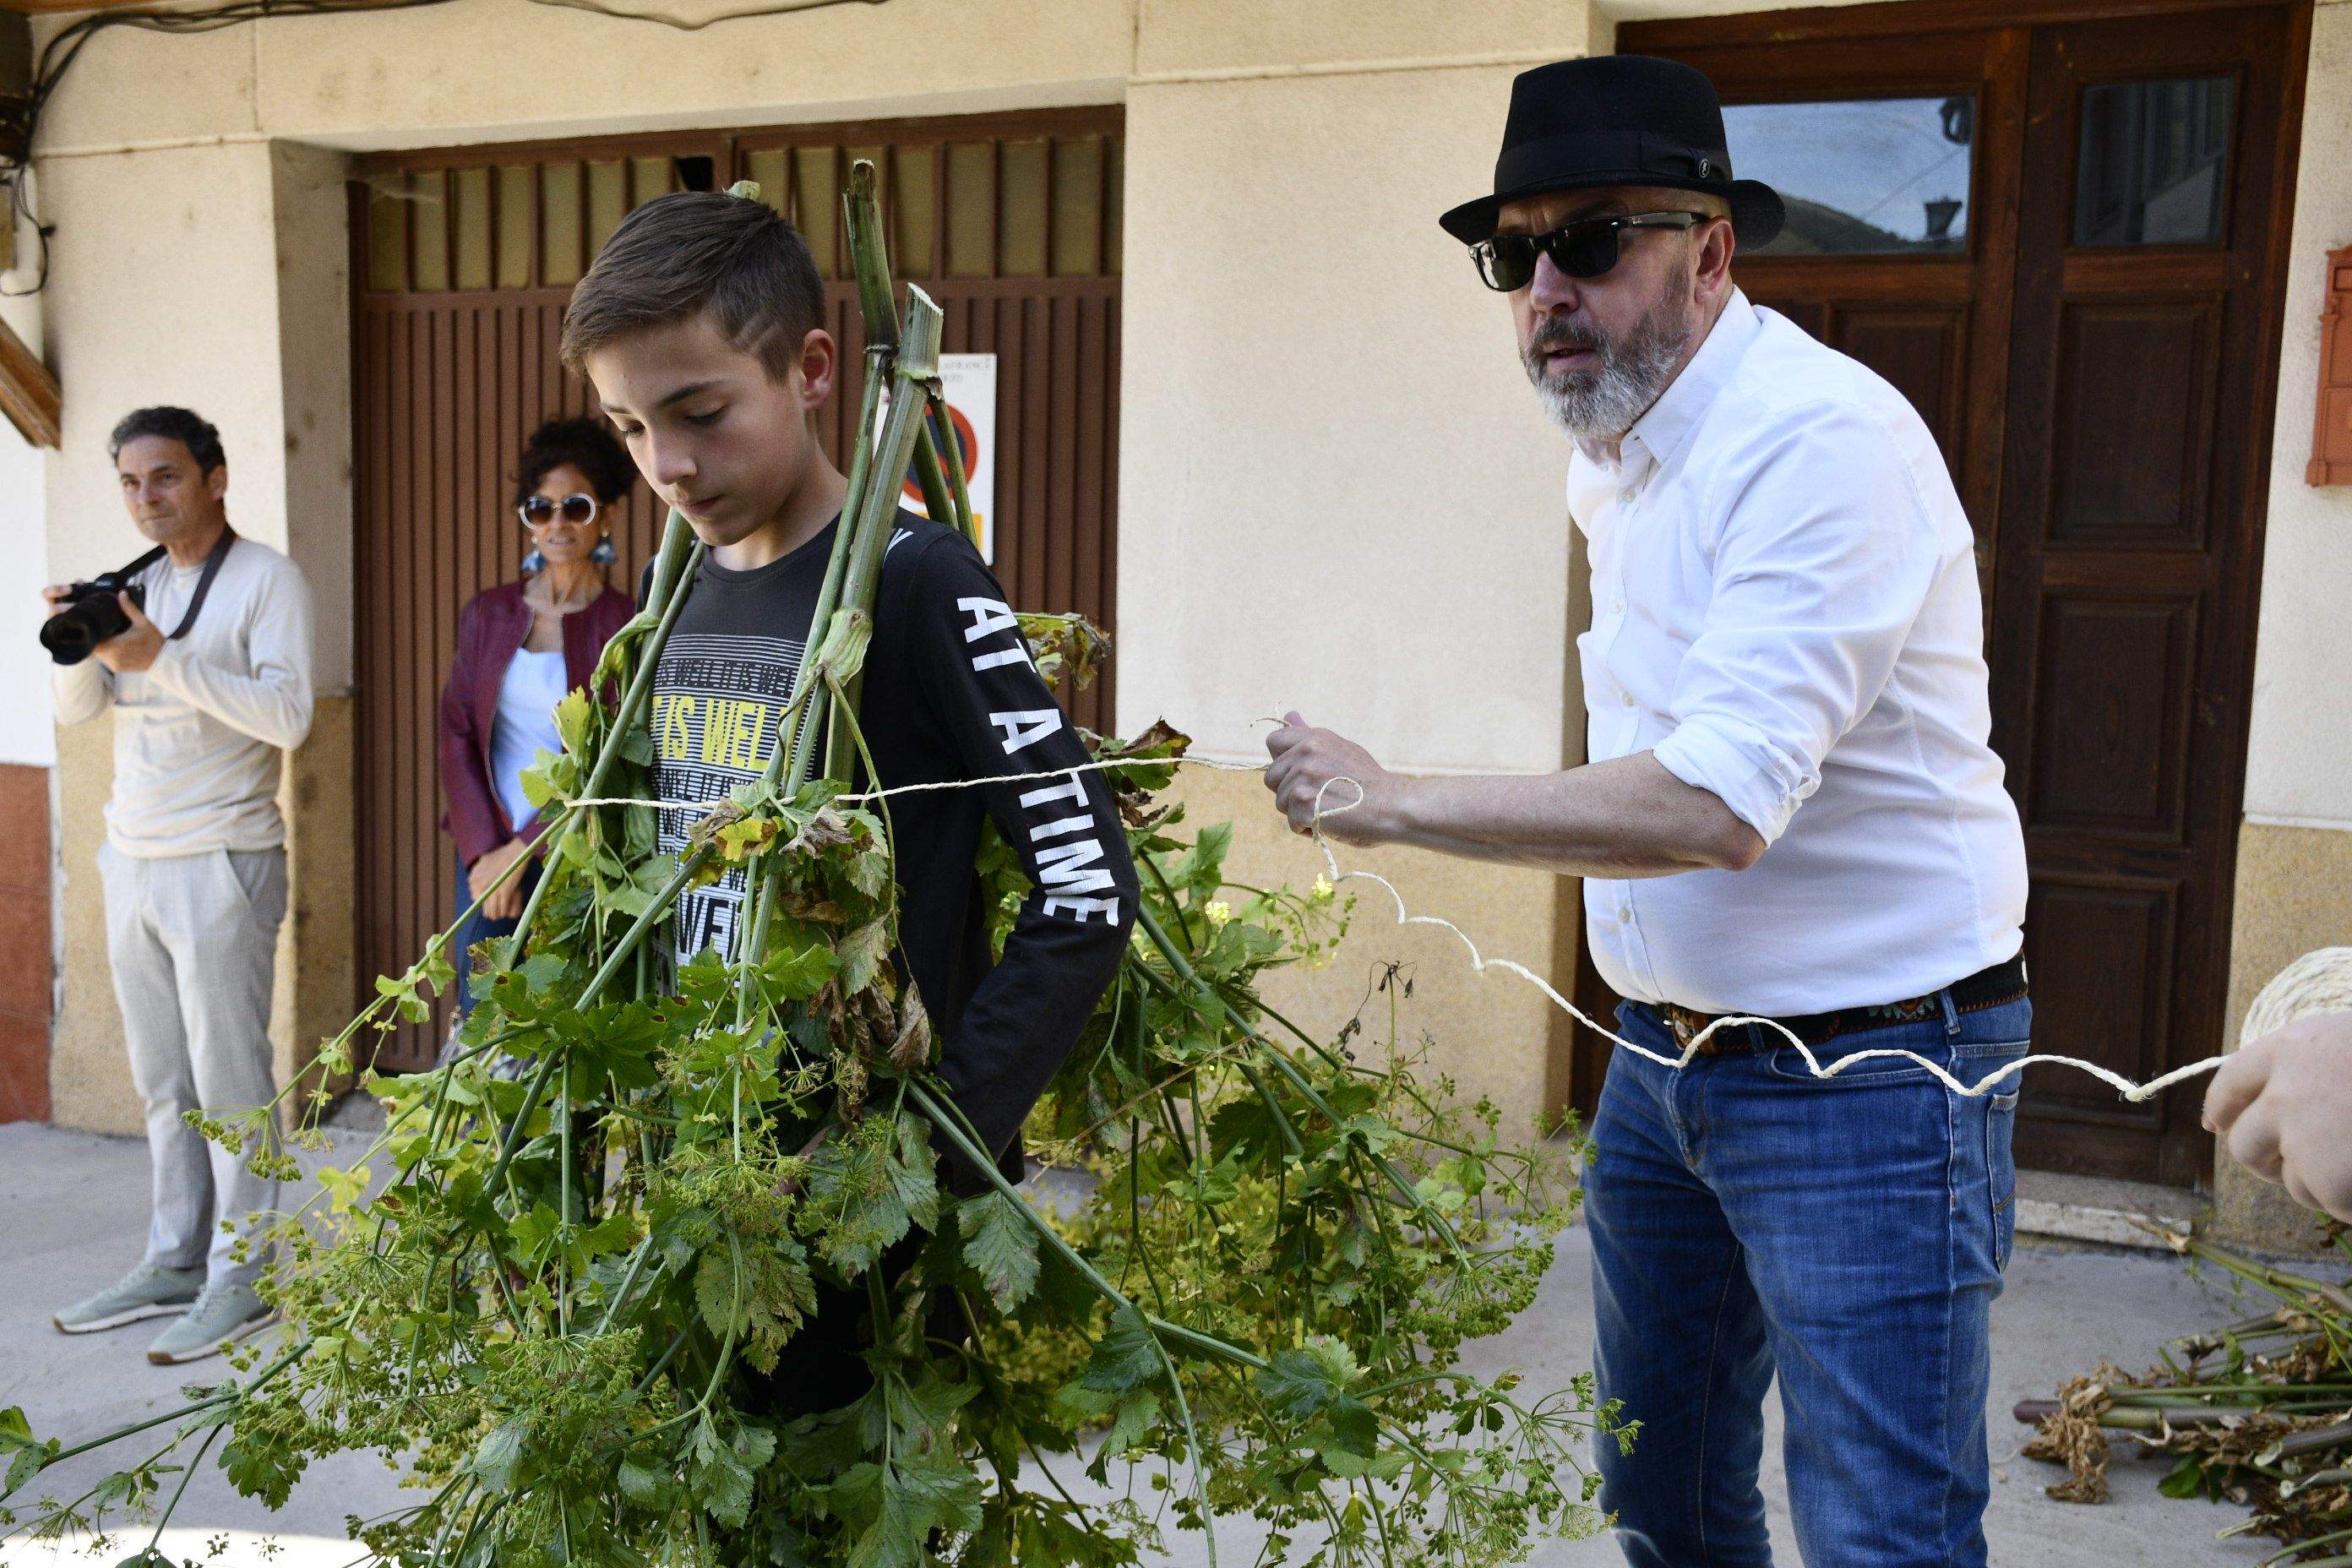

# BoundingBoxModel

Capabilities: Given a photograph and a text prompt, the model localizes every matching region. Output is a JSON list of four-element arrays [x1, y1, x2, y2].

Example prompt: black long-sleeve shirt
[[643, 513, 1137, 1175]]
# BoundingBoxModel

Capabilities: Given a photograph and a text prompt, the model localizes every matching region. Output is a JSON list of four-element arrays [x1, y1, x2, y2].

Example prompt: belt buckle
[[1663, 1004, 1702, 1050]]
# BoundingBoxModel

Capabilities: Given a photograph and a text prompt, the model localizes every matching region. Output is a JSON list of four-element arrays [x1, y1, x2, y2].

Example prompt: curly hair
[[514, 416, 639, 510]]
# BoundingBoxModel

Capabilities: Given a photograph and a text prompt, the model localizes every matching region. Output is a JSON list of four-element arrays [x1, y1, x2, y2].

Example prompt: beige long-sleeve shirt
[[52, 536, 316, 858]]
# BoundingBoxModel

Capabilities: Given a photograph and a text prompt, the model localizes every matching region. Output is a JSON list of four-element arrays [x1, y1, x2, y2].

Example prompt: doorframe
[[1562, 0, 2314, 1184]]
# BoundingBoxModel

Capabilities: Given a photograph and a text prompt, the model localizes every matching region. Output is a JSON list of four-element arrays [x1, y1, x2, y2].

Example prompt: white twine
[[566, 754, 2229, 1103]]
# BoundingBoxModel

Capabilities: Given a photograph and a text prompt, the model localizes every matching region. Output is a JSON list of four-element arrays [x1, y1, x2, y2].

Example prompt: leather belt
[[1644, 954, 2030, 1056]]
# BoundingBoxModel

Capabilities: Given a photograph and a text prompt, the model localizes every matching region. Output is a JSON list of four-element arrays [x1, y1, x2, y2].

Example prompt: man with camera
[[45, 406, 315, 1364]]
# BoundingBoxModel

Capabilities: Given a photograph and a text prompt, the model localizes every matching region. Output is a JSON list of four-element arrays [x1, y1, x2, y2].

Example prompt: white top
[[1570, 290, 2028, 1015], [52, 534, 316, 858], [489, 647, 567, 839]]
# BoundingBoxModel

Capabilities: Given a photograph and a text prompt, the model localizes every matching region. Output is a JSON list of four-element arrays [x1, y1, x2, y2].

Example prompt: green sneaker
[[52, 1260, 205, 1335], [144, 1281, 271, 1365]]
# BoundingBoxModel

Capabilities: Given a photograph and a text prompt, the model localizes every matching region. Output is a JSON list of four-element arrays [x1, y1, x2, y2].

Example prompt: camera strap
[[156, 527, 237, 641]]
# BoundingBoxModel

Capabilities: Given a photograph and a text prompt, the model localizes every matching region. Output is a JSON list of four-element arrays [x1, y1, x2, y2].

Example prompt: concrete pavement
[[0, 1119, 2286, 1565]]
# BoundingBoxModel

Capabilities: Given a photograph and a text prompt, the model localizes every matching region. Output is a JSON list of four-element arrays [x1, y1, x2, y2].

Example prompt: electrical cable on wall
[[0, 0, 892, 297]]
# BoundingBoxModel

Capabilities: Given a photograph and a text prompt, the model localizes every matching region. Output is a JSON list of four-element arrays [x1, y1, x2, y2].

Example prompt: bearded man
[[1263, 56, 2032, 1567]]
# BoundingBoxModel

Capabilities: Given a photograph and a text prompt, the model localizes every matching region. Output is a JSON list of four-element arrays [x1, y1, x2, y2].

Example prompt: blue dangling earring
[[520, 547, 547, 574], [591, 535, 618, 565]]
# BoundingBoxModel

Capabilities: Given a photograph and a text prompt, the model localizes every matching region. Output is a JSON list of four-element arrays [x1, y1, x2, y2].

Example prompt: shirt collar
[[1574, 287, 1762, 482]]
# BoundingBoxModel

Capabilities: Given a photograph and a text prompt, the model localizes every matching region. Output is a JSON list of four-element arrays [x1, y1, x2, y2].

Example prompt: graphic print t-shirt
[[645, 513, 1138, 1171], [648, 558, 820, 962]]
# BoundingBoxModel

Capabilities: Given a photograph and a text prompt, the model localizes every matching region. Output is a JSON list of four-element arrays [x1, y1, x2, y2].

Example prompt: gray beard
[[1522, 300, 1695, 441]]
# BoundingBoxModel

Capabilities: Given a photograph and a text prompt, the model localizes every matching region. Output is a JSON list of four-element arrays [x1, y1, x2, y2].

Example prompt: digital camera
[[41, 569, 148, 666]]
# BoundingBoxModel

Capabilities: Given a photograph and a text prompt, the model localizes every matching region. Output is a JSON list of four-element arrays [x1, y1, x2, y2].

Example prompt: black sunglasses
[[1470, 210, 1708, 291], [520, 492, 599, 526]]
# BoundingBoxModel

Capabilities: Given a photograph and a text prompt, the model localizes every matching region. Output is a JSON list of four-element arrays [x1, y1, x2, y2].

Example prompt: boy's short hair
[[560, 192, 827, 384], [110, 406, 226, 475]]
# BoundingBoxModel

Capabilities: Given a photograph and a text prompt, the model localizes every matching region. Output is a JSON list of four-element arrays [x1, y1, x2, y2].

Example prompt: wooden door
[[1574, 2, 2306, 1190], [1990, 7, 2302, 1185], [351, 111, 1124, 1072]]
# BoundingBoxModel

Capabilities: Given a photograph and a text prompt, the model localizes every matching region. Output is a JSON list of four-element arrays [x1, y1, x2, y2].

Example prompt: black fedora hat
[[1440, 55, 1783, 249]]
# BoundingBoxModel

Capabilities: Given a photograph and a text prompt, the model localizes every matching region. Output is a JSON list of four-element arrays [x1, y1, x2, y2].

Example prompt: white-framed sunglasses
[[520, 492, 599, 527]]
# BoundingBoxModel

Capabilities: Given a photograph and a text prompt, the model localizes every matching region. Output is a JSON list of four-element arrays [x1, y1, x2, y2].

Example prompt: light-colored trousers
[[97, 843, 285, 1288]]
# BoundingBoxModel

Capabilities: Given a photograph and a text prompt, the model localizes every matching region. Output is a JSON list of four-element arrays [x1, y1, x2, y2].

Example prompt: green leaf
[[694, 1246, 748, 1338], [1096, 1391, 1159, 1474], [552, 688, 595, 756], [959, 1192, 1040, 1313], [3, 1408, 46, 1500], [838, 918, 892, 995], [471, 1418, 527, 1494], [688, 1414, 758, 1528], [1079, 1305, 1162, 1393], [220, 1432, 304, 1509], [760, 941, 840, 1004], [830, 1450, 985, 1568], [2159, 1453, 2207, 1500], [616, 1455, 667, 1505], [510, 1200, 564, 1261], [1325, 1396, 1379, 1458], [520, 951, 569, 991], [1255, 1338, 1360, 1429], [845, 848, 890, 901]]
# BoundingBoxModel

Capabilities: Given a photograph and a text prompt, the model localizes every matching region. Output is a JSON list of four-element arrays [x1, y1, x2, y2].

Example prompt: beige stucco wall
[[29, 0, 1604, 1137], [30, 0, 1133, 159], [2246, 0, 2352, 831], [30, 0, 2343, 1195], [38, 135, 356, 1131], [2212, 0, 2352, 1249], [1113, 12, 1602, 1120]]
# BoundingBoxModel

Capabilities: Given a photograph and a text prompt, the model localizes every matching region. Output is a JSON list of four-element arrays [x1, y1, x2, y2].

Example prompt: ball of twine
[[2240, 945, 2352, 1047]]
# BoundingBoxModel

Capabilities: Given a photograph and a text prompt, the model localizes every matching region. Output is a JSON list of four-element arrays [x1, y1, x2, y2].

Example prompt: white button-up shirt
[[1571, 290, 2027, 1016]]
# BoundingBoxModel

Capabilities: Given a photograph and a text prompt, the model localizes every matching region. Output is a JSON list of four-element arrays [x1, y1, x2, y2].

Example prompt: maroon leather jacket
[[438, 579, 635, 867]]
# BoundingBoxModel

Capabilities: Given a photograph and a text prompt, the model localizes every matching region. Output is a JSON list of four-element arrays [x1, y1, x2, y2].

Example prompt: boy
[[558, 191, 1137, 1409]]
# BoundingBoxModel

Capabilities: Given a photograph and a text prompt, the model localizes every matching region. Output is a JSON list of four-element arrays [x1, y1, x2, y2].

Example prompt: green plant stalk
[[1134, 905, 1471, 1263], [823, 284, 944, 786], [728, 368, 880, 986], [841, 156, 970, 549], [483, 847, 711, 1199], [732, 159, 908, 978], [507, 520, 705, 949], [925, 387, 979, 547], [907, 1080, 1243, 1568], [911, 421, 961, 539]]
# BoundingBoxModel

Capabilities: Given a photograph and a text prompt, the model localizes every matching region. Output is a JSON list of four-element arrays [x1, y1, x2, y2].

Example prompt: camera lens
[[40, 591, 133, 666]]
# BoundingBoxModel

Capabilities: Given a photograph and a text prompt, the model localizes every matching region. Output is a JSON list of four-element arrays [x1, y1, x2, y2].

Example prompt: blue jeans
[[1587, 991, 2030, 1568], [450, 851, 541, 1017]]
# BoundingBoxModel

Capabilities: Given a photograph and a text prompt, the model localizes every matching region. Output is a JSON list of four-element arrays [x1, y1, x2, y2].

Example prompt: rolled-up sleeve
[[1652, 403, 1940, 845]]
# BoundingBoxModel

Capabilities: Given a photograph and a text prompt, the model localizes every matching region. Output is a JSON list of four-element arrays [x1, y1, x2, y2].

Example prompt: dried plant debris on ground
[[0, 166, 1625, 1568], [2020, 1222, 2352, 1564]]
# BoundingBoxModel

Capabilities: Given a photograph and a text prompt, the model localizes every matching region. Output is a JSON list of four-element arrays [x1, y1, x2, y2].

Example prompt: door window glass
[[1722, 95, 1975, 254], [2073, 76, 2235, 246]]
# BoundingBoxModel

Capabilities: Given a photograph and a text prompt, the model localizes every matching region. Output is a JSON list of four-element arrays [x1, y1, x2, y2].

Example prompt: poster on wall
[[881, 353, 999, 563]]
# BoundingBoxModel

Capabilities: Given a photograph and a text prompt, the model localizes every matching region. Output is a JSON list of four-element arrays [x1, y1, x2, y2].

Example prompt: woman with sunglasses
[[436, 416, 638, 1012]]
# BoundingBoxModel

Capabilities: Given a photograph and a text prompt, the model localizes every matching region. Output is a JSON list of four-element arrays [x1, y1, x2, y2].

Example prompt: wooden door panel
[[2048, 297, 2224, 548], [1839, 305, 1970, 465], [2026, 591, 2200, 836], [1990, 4, 2296, 1187], [2021, 872, 2178, 1108]]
